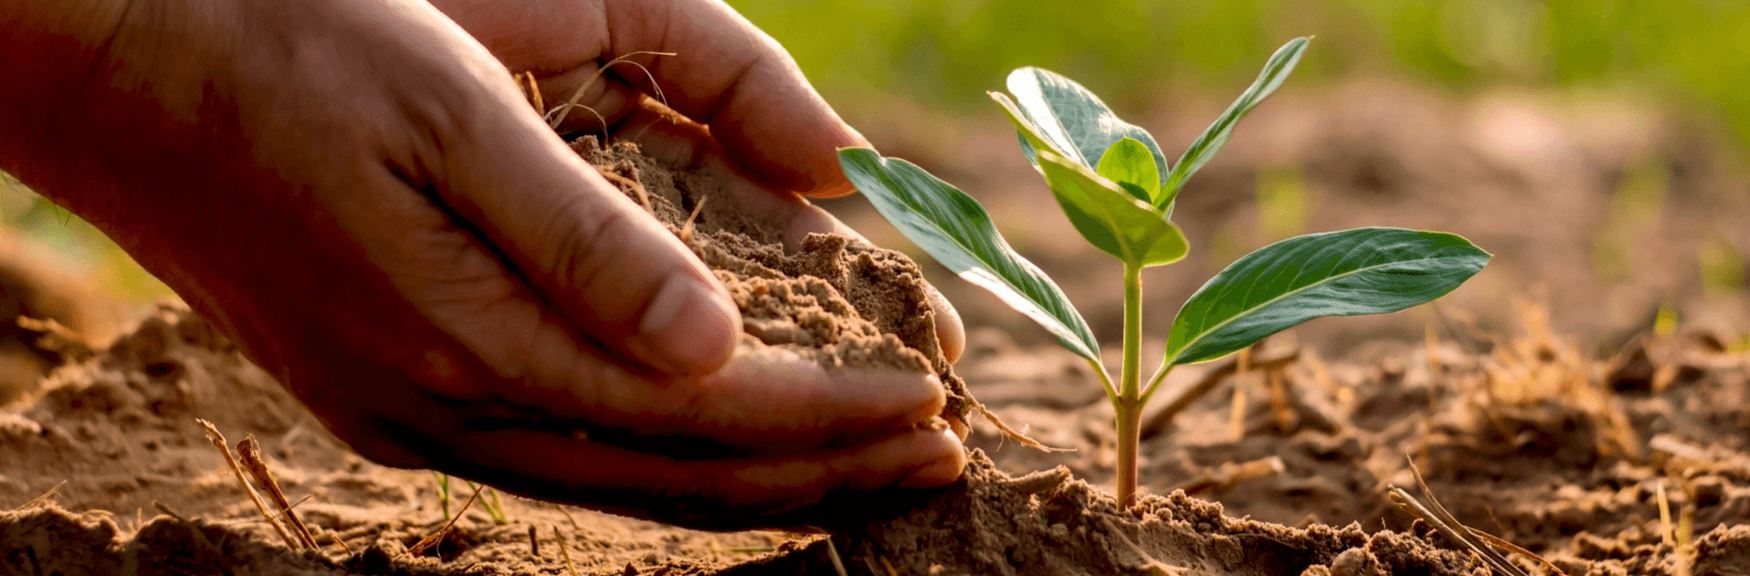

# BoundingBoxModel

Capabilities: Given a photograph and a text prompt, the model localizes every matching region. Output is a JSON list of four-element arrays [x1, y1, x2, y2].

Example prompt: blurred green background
[[730, 0, 1750, 146], [1, 0, 1746, 352]]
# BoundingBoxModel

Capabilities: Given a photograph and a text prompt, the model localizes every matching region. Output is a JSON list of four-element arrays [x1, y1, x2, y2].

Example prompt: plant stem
[[1117, 262, 1144, 506], [1121, 263, 1142, 398]]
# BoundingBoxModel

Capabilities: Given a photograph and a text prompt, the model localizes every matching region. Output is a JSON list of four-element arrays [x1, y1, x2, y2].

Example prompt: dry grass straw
[[1228, 348, 1250, 442], [1140, 346, 1299, 439], [236, 436, 320, 550], [1477, 300, 1640, 461], [1656, 480, 1698, 576], [679, 195, 709, 243], [601, 170, 653, 210], [197, 419, 300, 550], [405, 484, 483, 558], [12, 480, 65, 511], [1174, 456, 1285, 496], [821, 536, 850, 576], [1390, 458, 1563, 576], [552, 525, 581, 576], [545, 51, 674, 131]]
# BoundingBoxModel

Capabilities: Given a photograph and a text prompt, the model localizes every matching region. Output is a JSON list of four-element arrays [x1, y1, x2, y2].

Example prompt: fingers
[[391, 42, 740, 377], [597, 0, 869, 196], [927, 287, 966, 364], [618, 98, 968, 365], [438, 425, 967, 529]]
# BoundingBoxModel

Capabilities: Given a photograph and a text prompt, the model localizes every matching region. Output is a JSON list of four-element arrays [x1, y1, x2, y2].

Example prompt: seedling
[[838, 38, 1490, 505]]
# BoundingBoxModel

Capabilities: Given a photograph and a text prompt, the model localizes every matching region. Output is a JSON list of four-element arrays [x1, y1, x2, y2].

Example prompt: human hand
[[0, 0, 964, 528]]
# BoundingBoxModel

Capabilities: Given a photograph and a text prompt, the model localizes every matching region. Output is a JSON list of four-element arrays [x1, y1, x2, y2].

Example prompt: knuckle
[[538, 192, 632, 300]]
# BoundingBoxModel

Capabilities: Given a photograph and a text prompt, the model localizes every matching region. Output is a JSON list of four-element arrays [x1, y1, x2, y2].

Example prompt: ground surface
[[3, 86, 1749, 575]]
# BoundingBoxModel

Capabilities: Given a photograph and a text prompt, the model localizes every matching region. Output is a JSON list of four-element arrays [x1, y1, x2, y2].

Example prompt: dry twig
[[237, 436, 320, 550], [13, 480, 66, 511], [679, 195, 709, 243], [1388, 457, 1563, 576], [198, 419, 299, 549], [405, 484, 483, 558], [553, 525, 580, 576], [600, 170, 652, 210], [1141, 349, 1300, 439]]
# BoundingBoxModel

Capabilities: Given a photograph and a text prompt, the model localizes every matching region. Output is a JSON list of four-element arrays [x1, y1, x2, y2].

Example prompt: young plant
[[838, 38, 1490, 505]]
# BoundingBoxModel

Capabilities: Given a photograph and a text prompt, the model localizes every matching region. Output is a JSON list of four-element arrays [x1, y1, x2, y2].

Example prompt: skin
[[0, 0, 967, 528]]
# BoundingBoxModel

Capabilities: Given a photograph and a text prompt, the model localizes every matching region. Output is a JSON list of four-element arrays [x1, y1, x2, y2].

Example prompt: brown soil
[[2, 125, 1747, 575]]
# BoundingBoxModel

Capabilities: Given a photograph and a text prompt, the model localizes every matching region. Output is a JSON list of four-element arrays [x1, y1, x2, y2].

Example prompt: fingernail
[[638, 275, 739, 375], [897, 429, 967, 489]]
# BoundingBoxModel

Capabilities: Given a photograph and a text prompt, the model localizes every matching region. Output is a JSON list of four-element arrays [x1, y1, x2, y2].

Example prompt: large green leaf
[[1035, 150, 1187, 268], [1096, 137, 1160, 203], [838, 148, 1101, 361], [1164, 227, 1489, 366], [1161, 37, 1310, 205], [999, 68, 1169, 201]]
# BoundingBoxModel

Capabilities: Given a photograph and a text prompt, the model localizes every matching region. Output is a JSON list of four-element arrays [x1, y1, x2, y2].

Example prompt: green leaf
[[838, 148, 1101, 361], [1162, 37, 1310, 206], [1096, 137, 1160, 203], [997, 68, 1169, 199], [1164, 227, 1489, 366], [1035, 150, 1187, 268]]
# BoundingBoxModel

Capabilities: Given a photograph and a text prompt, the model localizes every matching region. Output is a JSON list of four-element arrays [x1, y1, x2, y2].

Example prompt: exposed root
[[972, 397, 1071, 453]]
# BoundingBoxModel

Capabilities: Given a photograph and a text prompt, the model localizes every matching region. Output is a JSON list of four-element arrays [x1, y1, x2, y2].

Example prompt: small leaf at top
[[1036, 151, 1187, 268], [1164, 227, 1488, 367], [1000, 68, 1170, 201], [997, 93, 1181, 265], [1161, 37, 1310, 207], [1096, 137, 1160, 203], [838, 148, 1101, 361]]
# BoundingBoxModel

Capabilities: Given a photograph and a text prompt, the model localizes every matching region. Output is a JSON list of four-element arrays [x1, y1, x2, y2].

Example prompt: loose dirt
[[1, 135, 1746, 575]]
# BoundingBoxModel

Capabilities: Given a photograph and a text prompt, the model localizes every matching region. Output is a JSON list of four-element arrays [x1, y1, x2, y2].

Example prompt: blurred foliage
[[730, 0, 1750, 145]]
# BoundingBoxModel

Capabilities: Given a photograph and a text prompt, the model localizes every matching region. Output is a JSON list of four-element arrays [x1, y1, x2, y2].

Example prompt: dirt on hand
[[1, 137, 1747, 576]]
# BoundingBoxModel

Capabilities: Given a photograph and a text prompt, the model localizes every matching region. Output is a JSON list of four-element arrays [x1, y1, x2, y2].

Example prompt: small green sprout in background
[[430, 472, 509, 525], [839, 37, 1490, 505]]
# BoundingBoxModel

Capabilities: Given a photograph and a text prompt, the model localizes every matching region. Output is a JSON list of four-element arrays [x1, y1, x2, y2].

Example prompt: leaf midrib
[[1168, 249, 1468, 365]]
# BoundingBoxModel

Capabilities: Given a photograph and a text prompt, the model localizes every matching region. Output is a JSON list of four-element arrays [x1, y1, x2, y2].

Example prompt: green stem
[[1117, 262, 1143, 506], [1121, 263, 1142, 398]]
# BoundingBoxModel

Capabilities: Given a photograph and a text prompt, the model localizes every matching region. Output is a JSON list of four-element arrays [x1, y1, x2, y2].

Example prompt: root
[[971, 397, 1071, 453]]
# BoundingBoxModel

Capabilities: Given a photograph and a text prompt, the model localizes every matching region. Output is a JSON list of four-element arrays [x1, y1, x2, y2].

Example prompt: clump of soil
[[3, 139, 1748, 576], [571, 136, 970, 424]]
